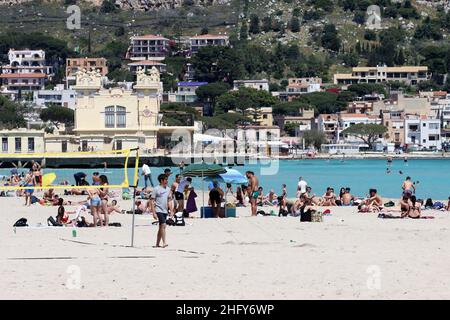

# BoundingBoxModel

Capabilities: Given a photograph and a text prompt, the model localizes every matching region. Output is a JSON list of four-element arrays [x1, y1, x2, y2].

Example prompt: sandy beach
[[2, 193, 450, 300]]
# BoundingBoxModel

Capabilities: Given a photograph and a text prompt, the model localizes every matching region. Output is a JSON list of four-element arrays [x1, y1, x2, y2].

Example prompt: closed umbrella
[[182, 163, 227, 218]]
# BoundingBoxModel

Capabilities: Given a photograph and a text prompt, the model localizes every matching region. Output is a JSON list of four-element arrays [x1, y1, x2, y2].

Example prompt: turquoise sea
[[1, 159, 449, 199]]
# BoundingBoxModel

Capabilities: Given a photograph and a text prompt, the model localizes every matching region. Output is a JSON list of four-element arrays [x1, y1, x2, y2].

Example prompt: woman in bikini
[[400, 194, 410, 218], [23, 170, 35, 206], [98, 175, 110, 227], [408, 195, 421, 219]]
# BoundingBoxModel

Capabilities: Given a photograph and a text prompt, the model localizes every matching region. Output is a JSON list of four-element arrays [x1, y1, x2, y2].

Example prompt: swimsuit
[[251, 191, 260, 199]]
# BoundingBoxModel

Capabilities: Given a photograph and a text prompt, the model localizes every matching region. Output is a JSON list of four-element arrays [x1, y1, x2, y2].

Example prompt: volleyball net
[[0, 148, 140, 191]]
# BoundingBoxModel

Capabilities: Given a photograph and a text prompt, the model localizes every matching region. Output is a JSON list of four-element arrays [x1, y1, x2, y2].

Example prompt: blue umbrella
[[203, 168, 247, 185]]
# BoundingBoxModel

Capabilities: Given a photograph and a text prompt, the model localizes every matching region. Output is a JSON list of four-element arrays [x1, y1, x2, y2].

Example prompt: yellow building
[[334, 66, 431, 86], [0, 129, 45, 154], [73, 67, 194, 153]]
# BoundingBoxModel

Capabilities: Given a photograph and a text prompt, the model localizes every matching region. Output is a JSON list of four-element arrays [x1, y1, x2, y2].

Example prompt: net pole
[[130, 148, 140, 247]]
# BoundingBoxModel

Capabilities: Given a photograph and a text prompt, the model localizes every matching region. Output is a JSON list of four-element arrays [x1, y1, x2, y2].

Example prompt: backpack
[[174, 212, 185, 226], [13, 218, 28, 227], [300, 209, 311, 222]]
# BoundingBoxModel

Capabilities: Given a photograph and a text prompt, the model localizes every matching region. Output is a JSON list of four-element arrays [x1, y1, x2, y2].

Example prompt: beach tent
[[182, 163, 227, 218]]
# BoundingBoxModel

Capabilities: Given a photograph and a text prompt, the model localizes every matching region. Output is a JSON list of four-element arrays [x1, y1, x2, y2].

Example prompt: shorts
[[156, 212, 168, 225], [91, 196, 101, 207], [174, 191, 184, 200], [25, 184, 34, 194]]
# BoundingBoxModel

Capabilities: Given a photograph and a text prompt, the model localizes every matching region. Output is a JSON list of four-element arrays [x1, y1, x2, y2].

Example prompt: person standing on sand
[[141, 160, 154, 188], [149, 174, 171, 248], [246, 171, 259, 216], [297, 177, 307, 197], [402, 176, 415, 195]]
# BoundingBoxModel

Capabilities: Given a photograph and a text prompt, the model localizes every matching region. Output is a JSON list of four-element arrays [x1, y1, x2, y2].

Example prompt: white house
[[33, 84, 77, 109], [233, 79, 269, 92], [338, 113, 382, 144], [404, 115, 441, 150]]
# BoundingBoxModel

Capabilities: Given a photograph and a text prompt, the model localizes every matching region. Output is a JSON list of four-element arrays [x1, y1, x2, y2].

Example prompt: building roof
[[127, 60, 166, 66], [334, 73, 358, 79], [177, 81, 208, 87], [234, 79, 268, 83], [67, 57, 107, 61], [339, 113, 370, 118], [352, 66, 428, 72], [319, 114, 338, 121], [190, 34, 228, 39], [131, 34, 169, 41], [0, 73, 47, 78]]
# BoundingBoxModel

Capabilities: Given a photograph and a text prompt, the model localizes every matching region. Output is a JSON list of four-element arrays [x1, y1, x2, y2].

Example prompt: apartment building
[[0, 129, 45, 154], [127, 34, 170, 61], [317, 114, 339, 142], [334, 65, 431, 86], [404, 115, 441, 150], [382, 110, 405, 148], [189, 34, 229, 54], [0, 49, 53, 92], [128, 60, 167, 74], [66, 58, 108, 80], [274, 109, 315, 132], [277, 77, 322, 101]]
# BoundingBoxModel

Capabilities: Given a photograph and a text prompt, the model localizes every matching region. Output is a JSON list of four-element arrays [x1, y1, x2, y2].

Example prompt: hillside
[[0, 0, 449, 89]]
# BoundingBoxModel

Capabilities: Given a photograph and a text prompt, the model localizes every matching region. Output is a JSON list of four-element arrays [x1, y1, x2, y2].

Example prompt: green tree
[[216, 87, 277, 115], [40, 105, 75, 129], [191, 46, 245, 83], [296, 92, 346, 115], [321, 24, 341, 52], [303, 130, 327, 150], [284, 122, 298, 136], [341, 123, 387, 150], [100, 0, 117, 13], [347, 83, 386, 96], [249, 14, 260, 34], [342, 52, 359, 67], [240, 22, 248, 40], [200, 27, 209, 35], [262, 16, 272, 32], [196, 82, 231, 114], [0, 96, 26, 129], [289, 16, 300, 32]]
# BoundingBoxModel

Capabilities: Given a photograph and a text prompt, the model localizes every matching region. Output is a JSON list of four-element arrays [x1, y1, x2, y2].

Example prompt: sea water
[[1, 159, 449, 199]]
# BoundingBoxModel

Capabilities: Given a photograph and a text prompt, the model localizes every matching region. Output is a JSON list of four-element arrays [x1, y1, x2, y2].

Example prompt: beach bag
[[311, 210, 323, 222], [108, 222, 122, 227], [278, 208, 288, 217], [174, 212, 185, 226], [300, 209, 312, 222], [77, 217, 88, 228], [13, 218, 28, 227]]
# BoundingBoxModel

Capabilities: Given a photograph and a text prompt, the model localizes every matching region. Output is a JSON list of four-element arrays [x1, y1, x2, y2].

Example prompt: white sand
[[1, 193, 450, 300]]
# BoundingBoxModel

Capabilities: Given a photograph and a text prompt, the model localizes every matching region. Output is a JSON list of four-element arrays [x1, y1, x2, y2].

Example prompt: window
[[15, 138, 21, 152], [423, 123, 426, 127], [429, 123, 439, 130], [105, 106, 115, 128], [2, 137, 7, 152], [116, 106, 126, 128], [104, 106, 126, 128], [28, 137, 35, 152]]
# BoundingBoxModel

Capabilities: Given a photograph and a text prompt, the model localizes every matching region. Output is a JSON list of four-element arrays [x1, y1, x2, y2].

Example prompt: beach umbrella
[[182, 163, 227, 218], [203, 168, 247, 185]]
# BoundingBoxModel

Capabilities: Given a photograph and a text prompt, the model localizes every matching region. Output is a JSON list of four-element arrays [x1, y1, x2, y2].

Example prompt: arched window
[[104, 106, 126, 128]]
